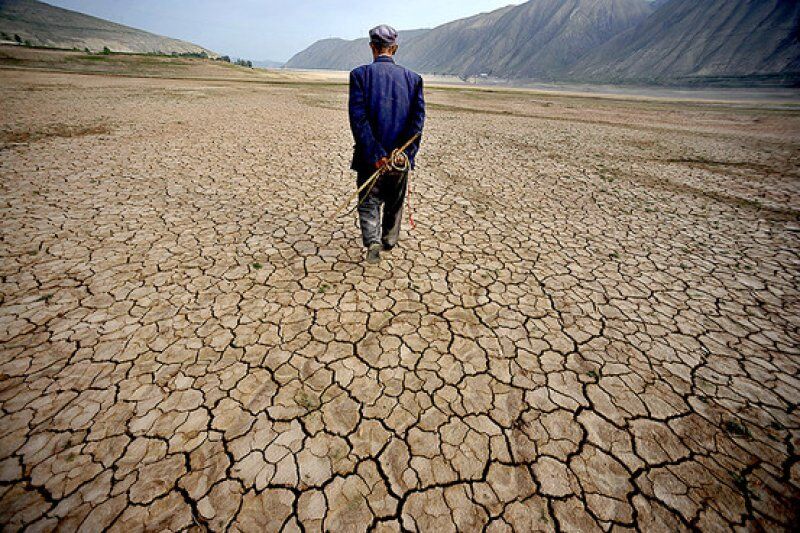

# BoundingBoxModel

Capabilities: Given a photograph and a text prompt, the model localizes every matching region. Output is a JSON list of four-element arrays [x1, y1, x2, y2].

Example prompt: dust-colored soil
[[1, 59, 799, 532]]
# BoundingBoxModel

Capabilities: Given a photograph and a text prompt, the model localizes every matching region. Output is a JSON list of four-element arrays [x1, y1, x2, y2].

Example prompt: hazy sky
[[45, 0, 524, 62]]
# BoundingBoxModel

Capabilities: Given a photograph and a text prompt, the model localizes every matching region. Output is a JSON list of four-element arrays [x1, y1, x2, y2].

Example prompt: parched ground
[[1, 64, 799, 532]]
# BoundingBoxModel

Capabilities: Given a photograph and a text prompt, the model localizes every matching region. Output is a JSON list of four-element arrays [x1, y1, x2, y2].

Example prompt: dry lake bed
[[1, 51, 799, 531]]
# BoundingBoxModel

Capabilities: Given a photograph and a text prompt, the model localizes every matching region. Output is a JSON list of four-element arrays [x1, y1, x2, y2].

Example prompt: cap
[[369, 25, 398, 46]]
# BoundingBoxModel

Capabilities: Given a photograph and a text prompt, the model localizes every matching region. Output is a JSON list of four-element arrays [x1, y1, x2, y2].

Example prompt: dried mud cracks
[[1, 71, 799, 531]]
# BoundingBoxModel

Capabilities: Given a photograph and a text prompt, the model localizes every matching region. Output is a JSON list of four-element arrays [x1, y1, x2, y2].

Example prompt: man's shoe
[[366, 243, 381, 264], [382, 242, 395, 252]]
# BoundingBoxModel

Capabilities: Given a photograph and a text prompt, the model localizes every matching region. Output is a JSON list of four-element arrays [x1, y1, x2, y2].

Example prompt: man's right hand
[[375, 157, 389, 170]]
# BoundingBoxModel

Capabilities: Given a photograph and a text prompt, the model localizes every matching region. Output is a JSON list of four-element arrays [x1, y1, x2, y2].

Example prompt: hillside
[[252, 59, 285, 69], [406, 0, 654, 79], [285, 0, 654, 78], [567, 0, 800, 85], [0, 0, 216, 56], [286, 29, 431, 72], [286, 0, 800, 86]]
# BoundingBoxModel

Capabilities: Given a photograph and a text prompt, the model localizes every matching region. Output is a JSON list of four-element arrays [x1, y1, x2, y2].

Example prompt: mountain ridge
[[286, 0, 654, 78], [0, 0, 216, 56], [286, 0, 800, 87]]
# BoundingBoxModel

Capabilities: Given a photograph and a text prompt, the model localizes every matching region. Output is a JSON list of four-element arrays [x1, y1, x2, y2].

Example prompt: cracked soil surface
[[1, 67, 799, 531]]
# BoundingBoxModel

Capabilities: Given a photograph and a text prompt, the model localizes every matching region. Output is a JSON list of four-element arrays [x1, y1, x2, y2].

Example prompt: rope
[[406, 171, 416, 230], [333, 133, 420, 220]]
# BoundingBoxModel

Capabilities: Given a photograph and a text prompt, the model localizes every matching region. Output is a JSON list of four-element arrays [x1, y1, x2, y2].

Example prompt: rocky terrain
[[0, 58, 799, 531], [0, 0, 215, 55], [286, 0, 800, 87]]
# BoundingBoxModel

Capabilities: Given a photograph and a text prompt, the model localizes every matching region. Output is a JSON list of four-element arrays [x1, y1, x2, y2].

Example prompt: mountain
[[568, 0, 800, 85], [409, 0, 654, 79], [0, 0, 216, 56], [252, 59, 285, 69], [286, 0, 800, 86], [286, 29, 432, 72], [285, 0, 655, 78]]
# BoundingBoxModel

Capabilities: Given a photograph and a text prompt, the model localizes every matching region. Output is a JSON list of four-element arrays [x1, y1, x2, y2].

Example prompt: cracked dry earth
[[1, 68, 799, 533]]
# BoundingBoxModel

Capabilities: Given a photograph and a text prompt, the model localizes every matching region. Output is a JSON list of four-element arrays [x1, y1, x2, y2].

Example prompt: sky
[[45, 0, 524, 62]]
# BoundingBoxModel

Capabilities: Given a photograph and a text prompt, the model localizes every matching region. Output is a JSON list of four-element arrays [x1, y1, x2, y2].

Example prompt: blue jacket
[[348, 56, 425, 173]]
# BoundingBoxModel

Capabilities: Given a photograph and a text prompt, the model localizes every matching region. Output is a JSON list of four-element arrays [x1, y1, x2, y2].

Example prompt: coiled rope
[[333, 133, 420, 220]]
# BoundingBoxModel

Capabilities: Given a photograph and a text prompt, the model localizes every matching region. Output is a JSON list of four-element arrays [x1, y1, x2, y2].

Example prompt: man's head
[[369, 24, 398, 58]]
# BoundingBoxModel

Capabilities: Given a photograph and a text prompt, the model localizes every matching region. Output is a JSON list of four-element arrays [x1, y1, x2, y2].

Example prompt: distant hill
[[0, 0, 216, 56], [286, 29, 432, 72], [252, 59, 285, 69], [286, 0, 654, 77], [567, 0, 800, 85], [286, 0, 800, 86]]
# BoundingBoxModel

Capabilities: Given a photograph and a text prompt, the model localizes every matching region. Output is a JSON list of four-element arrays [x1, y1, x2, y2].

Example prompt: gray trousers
[[357, 170, 408, 248]]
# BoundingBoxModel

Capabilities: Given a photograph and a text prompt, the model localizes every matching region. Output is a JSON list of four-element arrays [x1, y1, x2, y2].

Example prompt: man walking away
[[348, 24, 425, 264]]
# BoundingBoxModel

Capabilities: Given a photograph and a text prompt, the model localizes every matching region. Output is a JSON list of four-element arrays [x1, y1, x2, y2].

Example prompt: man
[[348, 24, 425, 264]]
